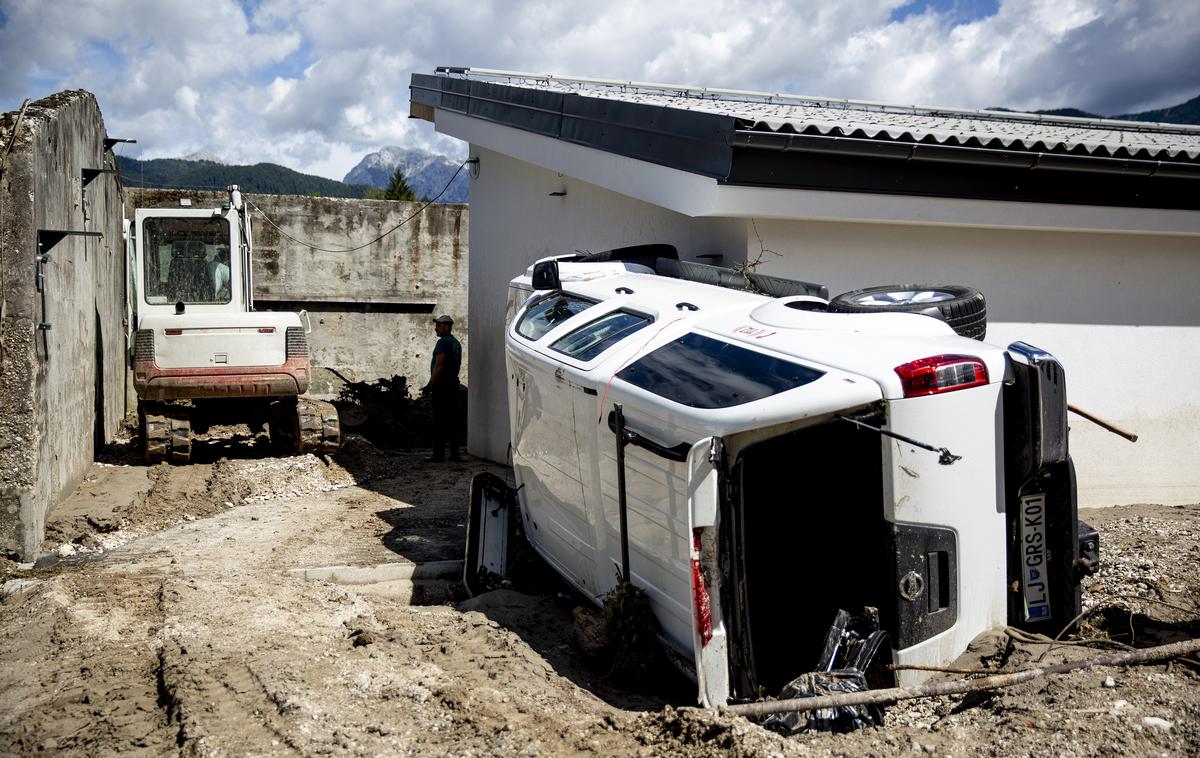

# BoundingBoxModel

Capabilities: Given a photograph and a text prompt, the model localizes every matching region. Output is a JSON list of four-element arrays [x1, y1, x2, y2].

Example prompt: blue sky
[[891, 0, 1000, 24], [1, 0, 1196, 181]]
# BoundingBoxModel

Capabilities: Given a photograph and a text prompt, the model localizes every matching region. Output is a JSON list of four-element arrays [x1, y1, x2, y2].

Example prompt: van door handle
[[606, 411, 690, 462]]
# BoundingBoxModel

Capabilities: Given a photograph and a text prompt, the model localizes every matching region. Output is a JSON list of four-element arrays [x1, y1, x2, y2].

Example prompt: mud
[[3, 429, 1199, 756]]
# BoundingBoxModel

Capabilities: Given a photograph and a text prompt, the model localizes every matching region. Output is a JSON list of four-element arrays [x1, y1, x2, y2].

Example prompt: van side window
[[550, 310, 652, 361], [515, 293, 595, 341], [616, 332, 824, 409]]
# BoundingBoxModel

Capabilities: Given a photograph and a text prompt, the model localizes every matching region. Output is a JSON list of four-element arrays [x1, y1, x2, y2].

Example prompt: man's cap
[[433, 315, 454, 324]]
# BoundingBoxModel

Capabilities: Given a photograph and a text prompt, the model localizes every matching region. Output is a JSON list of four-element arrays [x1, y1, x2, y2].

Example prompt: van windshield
[[616, 332, 824, 409], [143, 217, 232, 305], [550, 310, 652, 361], [515, 293, 595, 341]]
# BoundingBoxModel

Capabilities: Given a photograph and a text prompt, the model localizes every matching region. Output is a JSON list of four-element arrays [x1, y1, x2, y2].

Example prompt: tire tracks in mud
[[156, 638, 301, 756], [0, 570, 176, 755]]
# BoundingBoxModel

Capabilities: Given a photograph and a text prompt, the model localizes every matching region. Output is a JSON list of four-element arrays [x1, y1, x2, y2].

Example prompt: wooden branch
[[718, 637, 1200, 719], [886, 663, 1012, 675], [1068, 404, 1138, 442]]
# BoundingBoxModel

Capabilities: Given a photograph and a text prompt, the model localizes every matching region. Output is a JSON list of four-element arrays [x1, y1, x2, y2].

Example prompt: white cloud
[[1, 0, 1196, 180]]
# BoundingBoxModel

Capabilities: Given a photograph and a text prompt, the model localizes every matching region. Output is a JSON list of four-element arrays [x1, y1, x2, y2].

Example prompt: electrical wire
[[247, 158, 472, 254]]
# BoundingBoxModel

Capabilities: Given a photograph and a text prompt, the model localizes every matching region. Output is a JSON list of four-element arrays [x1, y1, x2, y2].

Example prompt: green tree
[[383, 167, 417, 202]]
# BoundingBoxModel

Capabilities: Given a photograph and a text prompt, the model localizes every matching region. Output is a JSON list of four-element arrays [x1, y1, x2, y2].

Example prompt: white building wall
[[465, 147, 746, 463], [750, 219, 1200, 507]]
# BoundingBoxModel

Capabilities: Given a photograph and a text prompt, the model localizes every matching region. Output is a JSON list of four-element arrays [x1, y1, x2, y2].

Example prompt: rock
[[56, 543, 76, 558], [1142, 716, 1173, 732], [1102, 676, 1116, 688], [350, 629, 377, 647]]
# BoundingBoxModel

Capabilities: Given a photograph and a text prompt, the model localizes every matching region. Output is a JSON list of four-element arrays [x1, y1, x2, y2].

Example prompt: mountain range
[[116, 148, 469, 203], [117, 155, 375, 198], [990, 93, 1200, 124], [117, 92, 1198, 201]]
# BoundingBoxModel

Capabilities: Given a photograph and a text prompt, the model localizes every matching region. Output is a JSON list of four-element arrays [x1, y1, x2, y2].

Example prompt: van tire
[[828, 284, 987, 340]]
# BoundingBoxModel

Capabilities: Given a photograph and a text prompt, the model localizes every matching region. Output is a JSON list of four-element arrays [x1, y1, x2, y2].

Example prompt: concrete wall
[[0, 91, 126, 559], [127, 190, 469, 396], [465, 147, 746, 462], [749, 219, 1200, 507]]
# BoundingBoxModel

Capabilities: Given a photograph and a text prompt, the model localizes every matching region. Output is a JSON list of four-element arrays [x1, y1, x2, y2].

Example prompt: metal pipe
[[613, 403, 631, 582]]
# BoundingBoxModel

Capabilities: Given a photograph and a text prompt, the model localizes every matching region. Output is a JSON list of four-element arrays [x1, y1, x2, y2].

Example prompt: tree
[[383, 167, 417, 202]]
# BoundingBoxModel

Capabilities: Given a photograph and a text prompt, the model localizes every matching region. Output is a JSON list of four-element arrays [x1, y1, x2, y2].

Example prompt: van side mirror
[[531, 260, 561, 291]]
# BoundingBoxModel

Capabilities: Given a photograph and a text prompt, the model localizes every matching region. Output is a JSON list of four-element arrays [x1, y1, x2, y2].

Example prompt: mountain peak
[[182, 150, 225, 164], [344, 147, 469, 203]]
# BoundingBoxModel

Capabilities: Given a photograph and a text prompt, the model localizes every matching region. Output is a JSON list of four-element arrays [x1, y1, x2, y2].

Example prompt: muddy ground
[[1, 424, 1198, 757]]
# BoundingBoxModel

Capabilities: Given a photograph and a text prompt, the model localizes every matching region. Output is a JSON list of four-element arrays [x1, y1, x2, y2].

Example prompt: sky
[[1, 0, 1197, 182]]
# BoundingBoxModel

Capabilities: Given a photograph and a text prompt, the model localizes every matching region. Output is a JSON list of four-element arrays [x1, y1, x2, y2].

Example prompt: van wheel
[[828, 284, 987, 340]]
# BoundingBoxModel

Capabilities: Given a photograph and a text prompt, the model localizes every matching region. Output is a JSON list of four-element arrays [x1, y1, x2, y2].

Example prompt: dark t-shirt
[[431, 334, 462, 388]]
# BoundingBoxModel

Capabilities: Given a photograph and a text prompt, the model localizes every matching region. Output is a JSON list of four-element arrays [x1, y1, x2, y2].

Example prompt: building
[[409, 67, 1200, 507]]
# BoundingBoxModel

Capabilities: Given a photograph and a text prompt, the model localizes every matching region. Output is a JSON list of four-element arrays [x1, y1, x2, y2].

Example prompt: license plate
[[1020, 493, 1051, 621]]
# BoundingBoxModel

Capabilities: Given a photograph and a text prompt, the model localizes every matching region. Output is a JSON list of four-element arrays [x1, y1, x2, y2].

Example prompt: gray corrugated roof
[[437, 68, 1200, 163]]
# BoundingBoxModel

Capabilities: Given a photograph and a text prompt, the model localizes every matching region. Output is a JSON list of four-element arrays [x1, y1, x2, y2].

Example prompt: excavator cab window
[[143, 217, 233, 305]]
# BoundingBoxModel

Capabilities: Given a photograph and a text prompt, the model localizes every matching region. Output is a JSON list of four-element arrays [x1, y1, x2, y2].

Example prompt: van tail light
[[691, 528, 714, 646], [895, 354, 989, 398]]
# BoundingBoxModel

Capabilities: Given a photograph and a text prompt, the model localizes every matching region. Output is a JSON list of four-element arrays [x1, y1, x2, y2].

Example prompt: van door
[[509, 353, 595, 594], [686, 436, 730, 707]]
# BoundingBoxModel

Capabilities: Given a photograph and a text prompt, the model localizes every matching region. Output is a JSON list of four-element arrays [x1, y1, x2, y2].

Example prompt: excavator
[[127, 186, 339, 463]]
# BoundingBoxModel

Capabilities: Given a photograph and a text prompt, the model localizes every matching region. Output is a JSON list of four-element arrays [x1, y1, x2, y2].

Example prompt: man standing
[[421, 315, 463, 462]]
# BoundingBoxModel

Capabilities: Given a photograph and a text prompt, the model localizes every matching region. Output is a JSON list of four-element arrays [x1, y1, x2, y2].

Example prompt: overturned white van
[[468, 245, 1097, 709]]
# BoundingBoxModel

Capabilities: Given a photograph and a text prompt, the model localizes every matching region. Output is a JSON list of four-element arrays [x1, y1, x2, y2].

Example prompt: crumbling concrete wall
[[1, 92, 126, 559], [126, 190, 469, 396]]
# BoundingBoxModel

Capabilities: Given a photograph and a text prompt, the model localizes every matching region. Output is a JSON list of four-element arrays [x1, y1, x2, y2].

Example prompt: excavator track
[[271, 398, 340, 455], [142, 413, 192, 464]]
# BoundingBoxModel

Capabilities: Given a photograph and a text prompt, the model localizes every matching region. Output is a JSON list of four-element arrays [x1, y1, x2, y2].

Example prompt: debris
[[56, 543, 76, 558], [719, 637, 1200, 719], [603, 579, 663, 684], [1141, 716, 1173, 732], [763, 609, 889, 734]]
